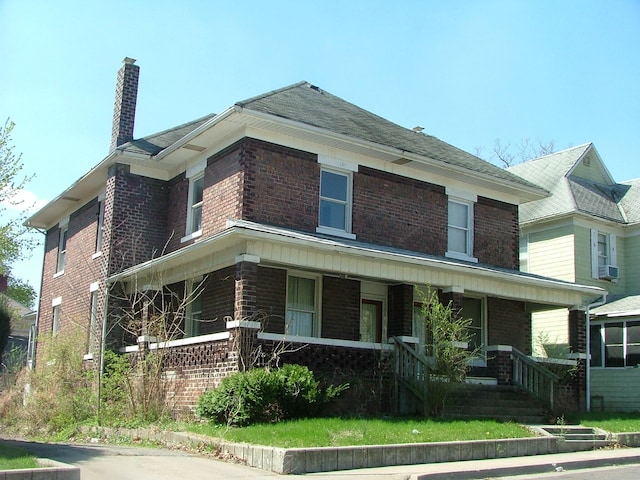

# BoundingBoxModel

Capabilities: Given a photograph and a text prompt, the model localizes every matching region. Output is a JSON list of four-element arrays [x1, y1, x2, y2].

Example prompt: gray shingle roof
[[236, 81, 542, 190], [592, 294, 640, 317], [118, 114, 216, 156], [508, 144, 640, 225]]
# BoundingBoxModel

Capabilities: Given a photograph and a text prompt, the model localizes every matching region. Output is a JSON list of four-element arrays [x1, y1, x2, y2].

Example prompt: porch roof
[[109, 219, 604, 310]]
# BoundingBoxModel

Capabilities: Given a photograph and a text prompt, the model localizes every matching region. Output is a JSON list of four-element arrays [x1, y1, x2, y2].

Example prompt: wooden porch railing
[[392, 337, 431, 414], [510, 346, 560, 410]]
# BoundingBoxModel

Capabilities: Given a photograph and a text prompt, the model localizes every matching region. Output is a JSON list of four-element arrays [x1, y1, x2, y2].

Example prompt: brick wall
[[321, 276, 360, 341], [257, 266, 287, 333], [354, 167, 447, 255], [242, 139, 318, 231], [37, 198, 104, 358], [165, 173, 188, 253], [487, 297, 531, 354], [199, 266, 235, 334], [107, 164, 169, 275], [474, 196, 519, 268]]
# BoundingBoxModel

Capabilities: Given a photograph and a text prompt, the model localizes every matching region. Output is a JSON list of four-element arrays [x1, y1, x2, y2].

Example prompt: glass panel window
[[286, 276, 316, 337], [190, 175, 204, 233], [57, 227, 68, 273], [95, 200, 105, 253], [186, 279, 203, 337], [88, 291, 99, 354], [592, 320, 640, 368], [461, 297, 483, 352], [447, 200, 472, 257], [52, 306, 60, 334], [360, 300, 382, 343], [319, 169, 350, 232]]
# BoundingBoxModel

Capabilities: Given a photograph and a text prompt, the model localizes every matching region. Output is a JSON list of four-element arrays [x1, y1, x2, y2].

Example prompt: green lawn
[[577, 412, 640, 433], [0, 443, 39, 470], [187, 417, 534, 448]]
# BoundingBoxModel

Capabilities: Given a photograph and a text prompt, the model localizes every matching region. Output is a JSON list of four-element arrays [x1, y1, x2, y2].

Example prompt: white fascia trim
[[318, 155, 358, 172], [154, 107, 239, 162], [257, 331, 394, 351], [446, 187, 478, 203]]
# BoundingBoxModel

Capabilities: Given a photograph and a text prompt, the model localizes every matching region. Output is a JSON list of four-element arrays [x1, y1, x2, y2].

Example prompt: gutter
[[585, 294, 608, 413]]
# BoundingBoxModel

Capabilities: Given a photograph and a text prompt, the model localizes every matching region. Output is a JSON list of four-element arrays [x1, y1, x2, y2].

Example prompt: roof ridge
[[235, 81, 309, 107]]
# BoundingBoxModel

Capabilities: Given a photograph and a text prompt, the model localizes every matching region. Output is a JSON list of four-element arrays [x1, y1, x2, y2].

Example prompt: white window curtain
[[286, 276, 315, 337]]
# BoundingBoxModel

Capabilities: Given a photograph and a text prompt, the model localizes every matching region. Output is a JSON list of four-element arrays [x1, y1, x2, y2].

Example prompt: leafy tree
[[0, 118, 35, 274], [6, 276, 36, 309]]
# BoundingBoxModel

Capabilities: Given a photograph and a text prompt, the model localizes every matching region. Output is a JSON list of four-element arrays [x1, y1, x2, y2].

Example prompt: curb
[[0, 458, 81, 480], [85, 426, 640, 475]]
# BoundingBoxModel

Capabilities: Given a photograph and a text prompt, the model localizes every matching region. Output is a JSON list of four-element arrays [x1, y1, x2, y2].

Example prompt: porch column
[[234, 255, 260, 322], [388, 284, 414, 337], [568, 308, 587, 411]]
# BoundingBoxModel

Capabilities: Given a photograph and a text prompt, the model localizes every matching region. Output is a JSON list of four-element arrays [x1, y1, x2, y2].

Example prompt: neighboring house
[[26, 58, 603, 415], [1, 292, 37, 373], [508, 144, 640, 412]]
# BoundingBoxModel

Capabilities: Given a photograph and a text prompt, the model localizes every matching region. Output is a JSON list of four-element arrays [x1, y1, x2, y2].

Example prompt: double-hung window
[[183, 160, 206, 242], [185, 278, 204, 337], [56, 221, 69, 274], [591, 321, 640, 367], [446, 191, 477, 262], [316, 156, 357, 239], [95, 197, 105, 254], [88, 285, 99, 355], [590, 229, 617, 280], [285, 274, 318, 337], [52, 297, 62, 334]]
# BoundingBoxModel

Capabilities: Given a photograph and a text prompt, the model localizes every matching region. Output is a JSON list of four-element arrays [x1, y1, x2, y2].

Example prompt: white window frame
[[285, 272, 321, 338], [590, 229, 617, 280], [52, 296, 62, 334], [185, 277, 204, 338], [316, 156, 357, 240], [446, 193, 478, 263], [56, 219, 69, 274], [88, 288, 99, 355], [519, 234, 529, 273], [590, 319, 640, 368], [182, 161, 206, 243], [94, 194, 105, 255]]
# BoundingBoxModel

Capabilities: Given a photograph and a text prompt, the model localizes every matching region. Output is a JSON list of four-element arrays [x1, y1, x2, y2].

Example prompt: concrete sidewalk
[[304, 448, 640, 479]]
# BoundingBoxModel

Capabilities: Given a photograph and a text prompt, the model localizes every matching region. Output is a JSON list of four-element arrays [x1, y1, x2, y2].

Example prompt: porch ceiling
[[109, 220, 604, 310]]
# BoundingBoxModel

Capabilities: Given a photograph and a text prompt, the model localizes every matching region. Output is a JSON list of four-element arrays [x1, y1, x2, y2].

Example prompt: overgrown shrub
[[196, 364, 348, 426]]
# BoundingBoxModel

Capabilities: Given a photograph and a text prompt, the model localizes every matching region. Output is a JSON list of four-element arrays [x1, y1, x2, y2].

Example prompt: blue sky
[[1, 0, 639, 301]]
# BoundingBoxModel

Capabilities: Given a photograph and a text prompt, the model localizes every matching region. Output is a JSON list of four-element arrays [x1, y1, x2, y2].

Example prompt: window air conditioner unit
[[599, 265, 619, 280]]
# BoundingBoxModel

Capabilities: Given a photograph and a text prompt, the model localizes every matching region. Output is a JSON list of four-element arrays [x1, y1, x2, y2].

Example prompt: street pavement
[[3, 437, 640, 479]]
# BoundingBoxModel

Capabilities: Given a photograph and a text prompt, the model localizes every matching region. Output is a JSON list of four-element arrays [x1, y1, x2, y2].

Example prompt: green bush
[[196, 364, 348, 426]]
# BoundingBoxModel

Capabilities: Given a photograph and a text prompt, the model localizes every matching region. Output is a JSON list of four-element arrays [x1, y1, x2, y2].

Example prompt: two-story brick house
[[26, 58, 604, 415], [508, 145, 640, 412]]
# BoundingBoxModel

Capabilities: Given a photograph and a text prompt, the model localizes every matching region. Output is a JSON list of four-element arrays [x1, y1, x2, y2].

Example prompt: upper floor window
[[182, 161, 206, 243], [189, 175, 204, 234], [285, 274, 318, 337], [591, 320, 640, 368], [88, 289, 99, 355], [590, 229, 617, 280], [316, 156, 357, 239], [52, 296, 62, 334], [56, 224, 69, 273], [95, 199, 105, 254], [446, 195, 477, 262]]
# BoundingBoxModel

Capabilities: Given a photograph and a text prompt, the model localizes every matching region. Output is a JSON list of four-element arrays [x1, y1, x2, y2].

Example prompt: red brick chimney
[[110, 57, 140, 152]]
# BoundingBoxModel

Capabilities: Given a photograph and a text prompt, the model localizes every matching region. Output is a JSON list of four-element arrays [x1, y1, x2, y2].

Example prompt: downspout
[[585, 294, 607, 413]]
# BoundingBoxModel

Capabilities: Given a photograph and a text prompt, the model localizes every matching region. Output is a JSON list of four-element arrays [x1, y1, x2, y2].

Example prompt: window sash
[[591, 321, 640, 367], [186, 280, 204, 337], [319, 169, 351, 232], [188, 175, 204, 234], [447, 200, 471, 255], [95, 201, 105, 253], [88, 292, 99, 354], [57, 228, 68, 272], [286, 276, 316, 337]]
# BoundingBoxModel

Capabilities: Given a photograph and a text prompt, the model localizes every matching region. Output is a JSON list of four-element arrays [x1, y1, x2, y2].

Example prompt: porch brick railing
[[510, 346, 560, 411], [391, 336, 431, 414]]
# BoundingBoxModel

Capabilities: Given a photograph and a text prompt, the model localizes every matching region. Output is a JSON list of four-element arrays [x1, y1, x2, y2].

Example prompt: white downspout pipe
[[585, 294, 607, 412]]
